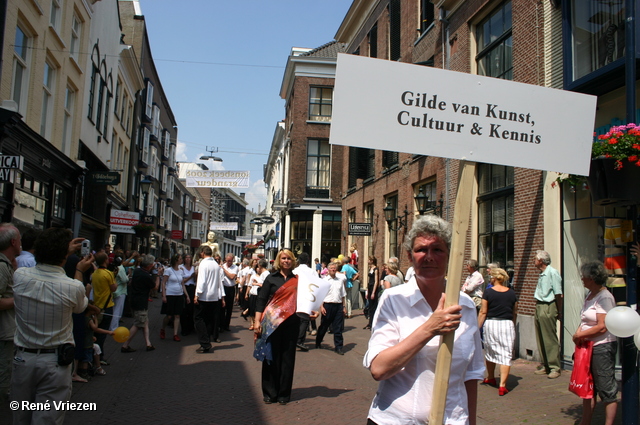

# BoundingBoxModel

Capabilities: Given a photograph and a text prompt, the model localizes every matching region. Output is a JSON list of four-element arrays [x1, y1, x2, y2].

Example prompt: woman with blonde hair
[[478, 267, 518, 396], [253, 249, 299, 405]]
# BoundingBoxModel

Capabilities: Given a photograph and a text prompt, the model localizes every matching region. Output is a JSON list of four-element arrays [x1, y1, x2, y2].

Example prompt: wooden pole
[[429, 160, 476, 425]]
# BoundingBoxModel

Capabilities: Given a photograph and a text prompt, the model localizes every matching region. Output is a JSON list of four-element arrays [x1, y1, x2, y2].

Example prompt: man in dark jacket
[[121, 255, 157, 352]]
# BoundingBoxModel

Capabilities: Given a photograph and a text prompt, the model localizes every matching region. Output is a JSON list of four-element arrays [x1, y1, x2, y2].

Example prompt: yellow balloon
[[113, 326, 130, 343], [338, 254, 344, 261]]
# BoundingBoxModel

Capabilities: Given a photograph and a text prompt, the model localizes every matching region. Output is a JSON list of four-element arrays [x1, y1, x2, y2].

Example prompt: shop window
[[321, 211, 342, 259]]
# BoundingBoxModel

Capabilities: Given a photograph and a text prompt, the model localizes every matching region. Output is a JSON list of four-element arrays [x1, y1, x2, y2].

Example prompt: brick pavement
[[0, 299, 621, 425]]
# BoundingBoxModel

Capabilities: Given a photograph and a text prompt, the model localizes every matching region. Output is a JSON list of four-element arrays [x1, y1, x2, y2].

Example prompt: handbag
[[568, 340, 594, 399]]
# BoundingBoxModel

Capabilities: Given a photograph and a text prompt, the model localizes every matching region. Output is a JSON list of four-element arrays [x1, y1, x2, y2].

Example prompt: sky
[[137, 0, 353, 213]]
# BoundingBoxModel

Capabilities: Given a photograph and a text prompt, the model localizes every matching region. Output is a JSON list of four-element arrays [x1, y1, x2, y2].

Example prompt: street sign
[[88, 171, 121, 185], [348, 222, 372, 236], [330, 54, 598, 176], [0, 155, 23, 182]]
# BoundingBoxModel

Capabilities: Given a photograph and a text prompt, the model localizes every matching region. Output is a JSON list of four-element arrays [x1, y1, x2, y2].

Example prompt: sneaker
[[296, 344, 309, 352], [547, 371, 561, 379], [534, 368, 548, 375], [310, 330, 317, 336]]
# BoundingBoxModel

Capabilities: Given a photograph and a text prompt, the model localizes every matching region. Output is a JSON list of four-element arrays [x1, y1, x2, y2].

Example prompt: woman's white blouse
[[364, 279, 485, 425]]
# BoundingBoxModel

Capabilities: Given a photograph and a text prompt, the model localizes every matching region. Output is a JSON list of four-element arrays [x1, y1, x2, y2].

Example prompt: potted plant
[[555, 124, 640, 206]]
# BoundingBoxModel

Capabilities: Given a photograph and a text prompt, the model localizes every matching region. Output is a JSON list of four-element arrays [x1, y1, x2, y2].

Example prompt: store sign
[[348, 222, 372, 236], [171, 230, 183, 240], [110, 210, 139, 234], [210, 222, 238, 231], [88, 171, 121, 185], [0, 155, 23, 182], [184, 170, 250, 188], [330, 54, 598, 176]]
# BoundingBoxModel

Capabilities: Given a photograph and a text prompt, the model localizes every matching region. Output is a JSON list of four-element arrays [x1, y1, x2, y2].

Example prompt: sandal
[[72, 375, 88, 383], [94, 367, 107, 376]]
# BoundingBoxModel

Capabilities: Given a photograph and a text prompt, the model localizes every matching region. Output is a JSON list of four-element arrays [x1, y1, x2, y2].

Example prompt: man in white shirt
[[315, 262, 347, 355], [14, 228, 38, 269], [12, 228, 93, 425], [220, 253, 238, 332], [461, 259, 484, 311], [194, 246, 225, 353]]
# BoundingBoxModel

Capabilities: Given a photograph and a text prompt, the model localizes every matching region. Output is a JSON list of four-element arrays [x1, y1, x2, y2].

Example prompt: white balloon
[[635, 330, 640, 351], [605, 306, 640, 338]]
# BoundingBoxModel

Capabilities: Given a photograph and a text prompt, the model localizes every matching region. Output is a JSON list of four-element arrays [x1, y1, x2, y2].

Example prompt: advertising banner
[[110, 210, 139, 234], [330, 54, 598, 176], [184, 170, 250, 188], [210, 222, 239, 231]]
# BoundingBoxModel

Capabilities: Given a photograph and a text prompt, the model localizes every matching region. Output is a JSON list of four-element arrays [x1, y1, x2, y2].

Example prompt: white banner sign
[[110, 209, 139, 234], [184, 170, 250, 188], [330, 54, 598, 176], [210, 222, 238, 231]]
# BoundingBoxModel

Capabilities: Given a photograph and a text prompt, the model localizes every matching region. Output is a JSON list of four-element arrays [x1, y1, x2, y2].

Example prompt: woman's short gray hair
[[580, 261, 608, 286], [403, 215, 452, 252]]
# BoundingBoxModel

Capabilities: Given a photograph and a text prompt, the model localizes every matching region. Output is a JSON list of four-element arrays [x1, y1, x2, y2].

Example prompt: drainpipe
[[623, 1, 638, 423]]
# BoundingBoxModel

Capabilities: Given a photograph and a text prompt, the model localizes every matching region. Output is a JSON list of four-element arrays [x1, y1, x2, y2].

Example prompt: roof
[[299, 41, 347, 58]]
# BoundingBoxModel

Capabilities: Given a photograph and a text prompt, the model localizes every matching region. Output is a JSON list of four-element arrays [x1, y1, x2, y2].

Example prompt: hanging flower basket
[[555, 124, 640, 206], [132, 224, 154, 237], [587, 157, 640, 206]]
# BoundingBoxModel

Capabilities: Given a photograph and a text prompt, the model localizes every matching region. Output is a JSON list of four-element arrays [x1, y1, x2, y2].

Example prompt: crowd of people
[[0, 219, 625, 424]]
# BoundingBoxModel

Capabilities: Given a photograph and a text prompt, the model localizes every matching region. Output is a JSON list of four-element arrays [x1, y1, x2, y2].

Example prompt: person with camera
[[11, 227, 93, 424]]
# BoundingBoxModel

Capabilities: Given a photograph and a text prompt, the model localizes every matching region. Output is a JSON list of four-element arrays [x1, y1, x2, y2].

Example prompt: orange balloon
[[113, 326, 130, 343]]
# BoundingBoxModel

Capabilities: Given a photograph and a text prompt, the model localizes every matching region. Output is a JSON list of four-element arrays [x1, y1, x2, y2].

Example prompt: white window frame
[[145, 80, 154, 118], [159, 200, 166, 227], [70, 12, 81, 62], [12, 26, 30, 115], [163, 130, 170, 157], [40, 61, 55, 139], [161, 165, 167, 192], [114, 78, 122, 119], [62, 85, 74, 156], [150, 146, 159, 179], [152, 105, 161, 136], [50, 0, 62, 33], [142, 127, 150, 165]]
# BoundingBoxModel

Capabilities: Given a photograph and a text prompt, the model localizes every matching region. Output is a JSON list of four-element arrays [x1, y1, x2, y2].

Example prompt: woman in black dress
[[364, 256, 379, 330], [253, 249, 299, 405]]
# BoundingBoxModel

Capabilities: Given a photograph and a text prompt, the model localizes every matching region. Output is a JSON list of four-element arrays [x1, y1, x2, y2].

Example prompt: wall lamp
[[384, 201, 409, 231], [415, 186, 444, 217]]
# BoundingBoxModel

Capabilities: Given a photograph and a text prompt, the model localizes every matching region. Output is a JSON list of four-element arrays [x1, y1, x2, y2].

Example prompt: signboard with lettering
[[110, 210, 139, 234], [330, 54, 597, 176], [171, 230, 183, 240], [0, 155, 24, 182], [210, 222, 239, 231], [184, 170, 250, 188], [348, 222, 372, 236], [88, 171, 121, 185]]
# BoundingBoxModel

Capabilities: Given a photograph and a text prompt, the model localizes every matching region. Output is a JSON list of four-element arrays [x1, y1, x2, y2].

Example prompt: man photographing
[[11, 228, 94, 424]]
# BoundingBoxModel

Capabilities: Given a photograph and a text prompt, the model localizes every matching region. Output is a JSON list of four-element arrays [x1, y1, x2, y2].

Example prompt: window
[[70, 13, 81, 61], [419, 0, 435, 34], [477, 164, 514, 269], [382, 151, 399, 169], [62, 86, 75, 155], [306, 139, 331, 198], [142, 127, 150, 165], [348, 147, 375, 188], [159, 200, 166, 226], [88, 61, 97, 121], [145, 80, 154, 119], [114, 79, 122, 118], [40, 62, 55, 138], [102, 75, 112, 137], [50, 0, 62, 33], [415, 180, 438, 213], [125, 99, 133, 135], [152, 105, 160, 136], [369, 23, 378, 58], [389, 0, 401, 61], [150, 146, 159, 180], [12, 26, 30, 114], [476, 1, 512, 80], [568, 0, 625, 82], [308, 87, 332, 122], [163, 131, 170, 157], [321, 211, 342, 259], [386, 194, 399, 258], [53, 186, 67, 219], [161, 165, 167, 192]]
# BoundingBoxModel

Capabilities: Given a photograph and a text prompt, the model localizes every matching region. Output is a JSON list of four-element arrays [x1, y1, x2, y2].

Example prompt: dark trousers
[[221, 286, 235, 330], [297, 316, 318, 344], [96, 306, 113, 360], [367, 293, 379, 329], [262, 315, 299, 403], [182, 285, 196, 335], [194, 300, 221, 350], [316, 303, 344, 350]]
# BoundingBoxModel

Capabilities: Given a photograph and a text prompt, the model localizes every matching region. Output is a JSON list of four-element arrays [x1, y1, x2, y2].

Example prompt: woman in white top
[[364, 215, 484, 425], [247, 259, 269, 331], [572, 261, 618, 425], [179, 254, 196, 336], [160, 254, 189, 342]]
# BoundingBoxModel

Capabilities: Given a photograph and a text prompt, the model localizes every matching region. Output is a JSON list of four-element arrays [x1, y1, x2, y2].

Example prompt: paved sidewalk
[[0, 300, 621, 424]]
